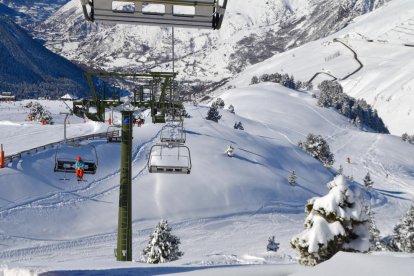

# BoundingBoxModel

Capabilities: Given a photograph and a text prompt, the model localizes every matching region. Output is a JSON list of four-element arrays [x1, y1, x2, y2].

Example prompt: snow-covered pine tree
[[142, 219, 183, 264], [214, 98, 225, 109], [363, 172, 374, 188], [288, 170, 297, 186], [365, 205, 384, 251], [391, 204, 414, 253], [228, 104, 235, 114], [206, 104, 221, 122], [291, 175, 370, 266], [267, 236, 280, 252], [298, 133, 334, 167], [225, 145, 234, 157]]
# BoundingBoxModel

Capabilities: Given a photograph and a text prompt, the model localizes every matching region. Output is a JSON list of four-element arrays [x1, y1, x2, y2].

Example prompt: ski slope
[[230, 0, 414, 135], [0, 82, 413, 275]]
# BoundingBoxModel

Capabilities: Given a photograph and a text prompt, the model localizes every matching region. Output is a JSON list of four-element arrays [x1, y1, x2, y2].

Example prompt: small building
[[60, 93, 78, 101], [0, 92, 16, 101]]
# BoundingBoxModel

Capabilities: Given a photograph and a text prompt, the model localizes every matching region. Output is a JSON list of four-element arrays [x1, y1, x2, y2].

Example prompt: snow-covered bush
[[142, 219, 183, 264], [206, 104, 221, 122], [233, 121, 244, 130], [267, 236, 280, 252], [291, 175, 370, 266], [26, 101, 53, 124], [390, 204, 414, 253], [298, 133, 334, 167], [363, 172, 374, 188], [288, 170, 297, 186], [228, 104, 235, 114]]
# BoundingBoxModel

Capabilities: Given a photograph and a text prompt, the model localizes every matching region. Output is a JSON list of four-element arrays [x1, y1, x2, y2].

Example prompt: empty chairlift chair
[[107, 126, 122, 143], [148, 143, 191, 174], [80, 0, 228, 30], [54, 143, 98, 174], [160, 125, 186, 144]]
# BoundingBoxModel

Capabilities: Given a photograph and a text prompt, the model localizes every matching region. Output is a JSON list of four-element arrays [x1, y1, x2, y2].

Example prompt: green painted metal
[[116, 111, 133, 261]]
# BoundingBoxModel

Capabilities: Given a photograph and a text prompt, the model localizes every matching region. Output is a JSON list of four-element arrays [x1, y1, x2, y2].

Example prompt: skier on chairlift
[[75, 156, 85, 181]]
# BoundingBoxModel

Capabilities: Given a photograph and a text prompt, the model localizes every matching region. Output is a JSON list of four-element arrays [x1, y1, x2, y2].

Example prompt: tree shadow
[[41, 265, 242, 276]]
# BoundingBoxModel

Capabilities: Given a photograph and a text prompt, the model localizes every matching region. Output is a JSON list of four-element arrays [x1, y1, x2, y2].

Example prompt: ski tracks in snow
[[0, 128, 164, 217]]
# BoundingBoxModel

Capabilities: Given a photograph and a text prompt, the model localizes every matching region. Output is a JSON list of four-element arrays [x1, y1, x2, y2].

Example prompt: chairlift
[[160, 125, 186, 144], [107, 126, 122, 143], [54, 142, 98, 175], [81, 0, 228, 30], [148, 143, 191, 174]]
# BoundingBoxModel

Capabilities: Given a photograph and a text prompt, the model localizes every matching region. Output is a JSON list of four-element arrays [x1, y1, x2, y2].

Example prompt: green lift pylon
[[116, 111, 133, 261]]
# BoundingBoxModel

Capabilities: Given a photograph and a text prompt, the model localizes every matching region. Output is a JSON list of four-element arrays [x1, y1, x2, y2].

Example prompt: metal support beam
[[116, 111, 133, 261]]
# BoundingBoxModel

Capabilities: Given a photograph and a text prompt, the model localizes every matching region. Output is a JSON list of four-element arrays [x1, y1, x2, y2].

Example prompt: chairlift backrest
[[161, 125, 186, 144], [148, 143, 191, 174], [81, 0, 228, 30]]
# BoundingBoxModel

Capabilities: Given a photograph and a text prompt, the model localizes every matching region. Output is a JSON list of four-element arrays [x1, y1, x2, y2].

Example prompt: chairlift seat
[[81, 0, 228, 30], [107, 127, 122, 143], [54, 160, 97, 174], [148, 144, 191, 174]]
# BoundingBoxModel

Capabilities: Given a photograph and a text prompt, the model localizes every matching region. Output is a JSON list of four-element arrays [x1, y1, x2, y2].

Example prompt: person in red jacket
[[75, 156, 85, 181]]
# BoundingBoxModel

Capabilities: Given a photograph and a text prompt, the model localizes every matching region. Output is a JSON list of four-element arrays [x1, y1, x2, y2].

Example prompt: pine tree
[[363, 172, 374, 188], [267, 236, 280, 252], [288, 170, 297, 186], [233, 121, 244, 130], [142, 220, 183, 264], [391, 204, 414, 253], [402, 133, 409, 142], [251, 76, 259, 85], [291, 175, 370, 266], [298, 133, 334, 167], [206, 105, 221, 122], [365, 205, 384, 251]]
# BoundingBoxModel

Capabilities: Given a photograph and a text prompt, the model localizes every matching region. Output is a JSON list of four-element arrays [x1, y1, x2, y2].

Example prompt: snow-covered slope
[[229, 0, 414, 135], [0, 15, 89, 98], [0, 83, 413, 273], [35, 0, 388, 83]]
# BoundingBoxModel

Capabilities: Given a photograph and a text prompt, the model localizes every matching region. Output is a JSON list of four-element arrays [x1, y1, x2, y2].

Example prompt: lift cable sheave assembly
[[80, 0, 228, 30]]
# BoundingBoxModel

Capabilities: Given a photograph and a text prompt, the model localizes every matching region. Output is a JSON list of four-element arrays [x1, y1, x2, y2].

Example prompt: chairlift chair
[[160, 125, 186, 143], [54, 143, 98, 174], [148, 143, 191, 174], [81, 0, 228, 30], [107, 126, 122, 143]]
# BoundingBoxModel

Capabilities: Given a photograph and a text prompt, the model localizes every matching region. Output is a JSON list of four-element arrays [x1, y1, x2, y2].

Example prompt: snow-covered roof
[[60, 93, 78, 100]]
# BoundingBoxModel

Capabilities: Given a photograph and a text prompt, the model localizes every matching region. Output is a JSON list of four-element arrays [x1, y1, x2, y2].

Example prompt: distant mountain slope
[[35, 0, 390, 84], [229, 0, 414, 135], [0, 14, 89, 98], [0, 0, 69, 26]]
